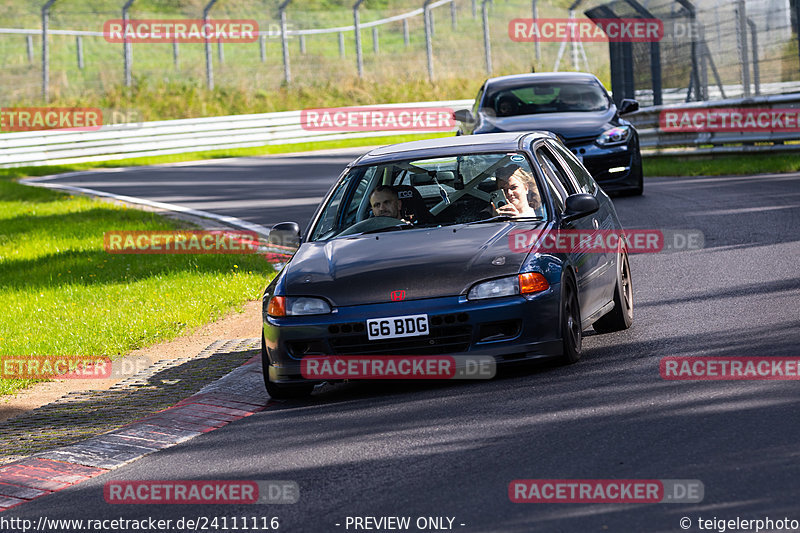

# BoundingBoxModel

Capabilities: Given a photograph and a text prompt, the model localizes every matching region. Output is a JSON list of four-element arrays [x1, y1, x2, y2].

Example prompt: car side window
[[547, 140, 597, 195], [535, 145, 578, 198], [472, 85, 485, 117], [310, 173, 352, 241]]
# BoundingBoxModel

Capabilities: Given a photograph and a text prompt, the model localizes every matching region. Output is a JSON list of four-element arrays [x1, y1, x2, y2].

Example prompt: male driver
[[370, 185, 403, 219]]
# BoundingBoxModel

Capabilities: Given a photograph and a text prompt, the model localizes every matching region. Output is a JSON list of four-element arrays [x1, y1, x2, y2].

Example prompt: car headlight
[[467, 273, 549, 300], [596, 125, 630, 146], [267, 296, 331, 317]]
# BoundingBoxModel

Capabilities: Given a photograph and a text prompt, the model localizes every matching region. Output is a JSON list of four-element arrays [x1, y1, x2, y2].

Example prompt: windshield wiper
[[462, 215, 543, 225], [360, 223, 416, 235]]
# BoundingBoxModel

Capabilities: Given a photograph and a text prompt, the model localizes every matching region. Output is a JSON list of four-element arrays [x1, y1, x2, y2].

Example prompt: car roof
[[356, 131, 554, 165], [484, 72, 602, 87]]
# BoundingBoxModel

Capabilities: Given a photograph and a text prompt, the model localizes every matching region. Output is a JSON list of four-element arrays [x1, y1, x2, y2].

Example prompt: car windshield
[[485, 82, 610, 117], [309, 152, 548, 242]]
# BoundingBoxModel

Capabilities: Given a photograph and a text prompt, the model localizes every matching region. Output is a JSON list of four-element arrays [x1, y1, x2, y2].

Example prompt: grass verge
[[0, 177, 273, 397], [643, 151, 800, 177]]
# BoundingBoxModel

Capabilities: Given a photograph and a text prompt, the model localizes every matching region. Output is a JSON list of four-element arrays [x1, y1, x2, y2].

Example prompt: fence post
[[260, 35, 266, 62], [204, 0, 219, 90], [747, 18, 760, 95], [472, 0, 477, 18], [353, 0, 365, 78], [482, 0, 492, 75], [339, 31, 345, 57], [173, 40, 179, 68], [218, 41, 224, 63], [41, 0, 58, 102], [76, 35, 84, 69], [299, 34, 306, 54], [403, 19, 409, 47], [734, 0, 750, 97], [280, 0, 292, 83], [122, 0, 135, 87], [372, 27, 379, 54], [424, 0, 434, 81], [451, 0, 457, 30], [26, 35, 34, 64]]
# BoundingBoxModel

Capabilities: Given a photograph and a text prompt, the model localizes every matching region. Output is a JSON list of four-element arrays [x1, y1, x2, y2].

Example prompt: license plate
[[367, 314, 429, 340]]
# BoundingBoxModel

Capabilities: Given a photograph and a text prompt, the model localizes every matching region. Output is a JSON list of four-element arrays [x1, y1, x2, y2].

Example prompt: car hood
[[279, 222, 544, 307], [477, 108, 617, 140]]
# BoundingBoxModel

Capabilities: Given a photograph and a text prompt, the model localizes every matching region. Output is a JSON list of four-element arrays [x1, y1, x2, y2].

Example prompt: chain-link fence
[[1, 0, 799, 106]]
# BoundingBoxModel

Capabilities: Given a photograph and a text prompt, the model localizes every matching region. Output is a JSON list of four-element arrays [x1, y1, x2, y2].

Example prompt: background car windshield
[[486, 82, 609, 117], [309, 153, 547, 241]]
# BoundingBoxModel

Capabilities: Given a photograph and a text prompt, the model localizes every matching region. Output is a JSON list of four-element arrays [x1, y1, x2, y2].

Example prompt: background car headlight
[[267, 296, 331, 316], [596, 125, 630, 146]]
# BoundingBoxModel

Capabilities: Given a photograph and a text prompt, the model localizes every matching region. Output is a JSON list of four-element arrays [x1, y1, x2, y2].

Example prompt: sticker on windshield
[[510, 155, 525, 162]]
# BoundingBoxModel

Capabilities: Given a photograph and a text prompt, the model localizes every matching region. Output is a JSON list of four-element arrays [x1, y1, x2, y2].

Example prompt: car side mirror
[[269, 221, 302, 249], [562, 193, 599, 223], [454, 109, 475, 123], [618, 98, 639, 115]]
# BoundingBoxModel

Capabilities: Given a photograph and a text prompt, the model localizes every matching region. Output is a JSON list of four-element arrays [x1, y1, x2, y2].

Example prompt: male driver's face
[[370, 190, 402, 218]]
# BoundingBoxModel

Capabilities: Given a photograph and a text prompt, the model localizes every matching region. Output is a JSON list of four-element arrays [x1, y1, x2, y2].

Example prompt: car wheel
[[261, 334, 314, 399], [559, 273, 582, 364], [593, 250, 634, 333]]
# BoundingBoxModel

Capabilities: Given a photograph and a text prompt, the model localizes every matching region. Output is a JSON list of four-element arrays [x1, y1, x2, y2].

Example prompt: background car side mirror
[[562, 193, 599, 223], [618, 99, 639, 115], [269, 221, 302, 249], [453, 109, 475, 123]]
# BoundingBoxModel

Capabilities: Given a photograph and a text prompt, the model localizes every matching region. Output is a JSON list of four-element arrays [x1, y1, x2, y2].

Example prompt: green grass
[[643, 151, 800, 177], [0, 177, 274, 397]]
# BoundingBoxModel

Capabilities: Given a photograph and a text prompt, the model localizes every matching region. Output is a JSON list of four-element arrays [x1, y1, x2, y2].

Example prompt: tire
[[559, 274, 582, 364], [261, 334, 314, 399], [593, 250, 634, 333]]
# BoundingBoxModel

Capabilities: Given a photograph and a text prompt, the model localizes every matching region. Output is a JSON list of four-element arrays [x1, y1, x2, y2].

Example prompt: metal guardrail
[[4, 93, 800, 167], [628, 93, 800, 155], [0, 100, 473, 167]]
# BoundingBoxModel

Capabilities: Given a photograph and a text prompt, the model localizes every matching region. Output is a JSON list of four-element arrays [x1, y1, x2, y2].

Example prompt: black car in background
[[455, 72, 643, 195]]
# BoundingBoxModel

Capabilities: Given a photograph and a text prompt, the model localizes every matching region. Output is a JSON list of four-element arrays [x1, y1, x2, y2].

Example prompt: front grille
[[329, 324, 472, 355]]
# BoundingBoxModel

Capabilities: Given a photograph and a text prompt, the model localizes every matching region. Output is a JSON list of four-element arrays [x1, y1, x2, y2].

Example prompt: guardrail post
[[173, 40, 179, 68], [372, 27, 378, 54], [472, 0, 477, 18], [531, 0, 540, 64], [299, 34, 306, 54], [403, 19, 409, 46], [735, 0, 750, 97], [76, 35, 84, 69], [122, 0, 135, 87], [259, 35, 266, 62], [339, 31, 345, 57], [747, 18, 760, 95], [204, 0, 219, 90], [451, 0, 457, 30], [26, 35, 34, 65], [353, 0, 365, 78], [481, 0, 492, 75], [280, 0, 292, 83], [41, 0, 57, 102], [217, 41, 224, 62]]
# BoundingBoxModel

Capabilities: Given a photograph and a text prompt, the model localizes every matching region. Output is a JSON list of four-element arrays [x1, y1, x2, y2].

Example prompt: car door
[[546, 138, 619, 309], [532, 141, 607, 324]]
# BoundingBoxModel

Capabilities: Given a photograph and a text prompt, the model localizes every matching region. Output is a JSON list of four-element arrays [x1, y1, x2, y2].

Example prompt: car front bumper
[[263, 288, 563, 385]]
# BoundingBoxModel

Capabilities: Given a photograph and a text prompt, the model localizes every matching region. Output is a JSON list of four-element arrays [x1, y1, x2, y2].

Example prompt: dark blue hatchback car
[[455, 72, 643, 195], [261, 132, 633, 398]]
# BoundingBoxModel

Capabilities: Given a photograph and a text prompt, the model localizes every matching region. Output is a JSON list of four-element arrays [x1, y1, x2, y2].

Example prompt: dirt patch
[[0, 300, 262, 423]]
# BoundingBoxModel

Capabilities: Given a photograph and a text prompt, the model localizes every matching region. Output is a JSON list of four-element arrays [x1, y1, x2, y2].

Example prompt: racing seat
[[393, 185, 435, 225]]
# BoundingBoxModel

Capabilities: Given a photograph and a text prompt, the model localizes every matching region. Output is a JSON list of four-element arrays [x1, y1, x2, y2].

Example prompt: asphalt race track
[[8, 151, 800, 532]]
